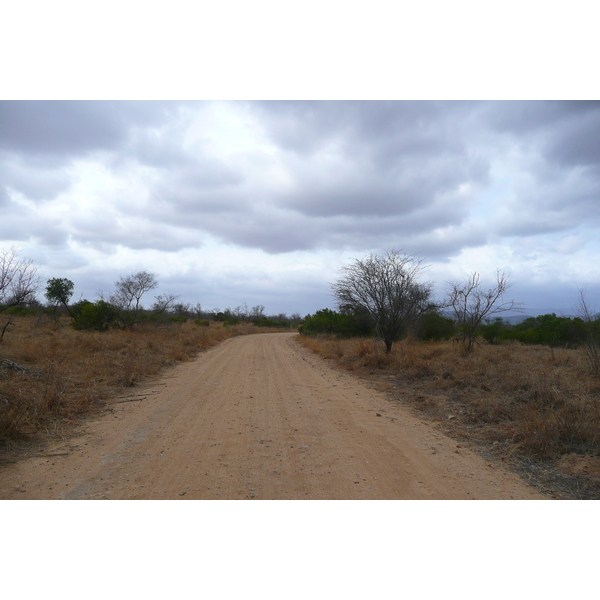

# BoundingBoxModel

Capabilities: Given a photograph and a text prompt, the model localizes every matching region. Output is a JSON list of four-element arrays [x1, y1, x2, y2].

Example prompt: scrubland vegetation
[[298, 334, 600, 498]]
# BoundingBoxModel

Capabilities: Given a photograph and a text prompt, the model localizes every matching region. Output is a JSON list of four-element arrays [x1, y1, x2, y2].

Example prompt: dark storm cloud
[[0, 100, 189, 204], [484, 100, 600, 173], [342, 101, 482, 171], [211, 214, 317, 253], [484, 100, 598, 136], [545, 108, 600, 171], [0, 100, 182, 157]]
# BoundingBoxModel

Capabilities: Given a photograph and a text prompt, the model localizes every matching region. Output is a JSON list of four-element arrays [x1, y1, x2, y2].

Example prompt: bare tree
[[110, 270, 158, 328], [331, 249, 435, 353], [110, 270, 178, 329], [1, 247, 41, 341], [151, 294, 180, 318], [172, 302, 195, 317], [574, 288, 600, 377], [251, 304, 265, 319], [233, 303, 250, 320], [446, 270, 523, 352], [192, 303, 204, 319]]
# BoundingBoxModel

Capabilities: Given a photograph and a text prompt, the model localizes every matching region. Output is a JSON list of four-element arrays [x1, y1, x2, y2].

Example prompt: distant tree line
[[300, 249, 600, 361], [0, 247, 301, 337], [300, 308, 600, 348], [3, 245, 600, 361], [479, 313, 600, 348], [207, 304, 302, 327]]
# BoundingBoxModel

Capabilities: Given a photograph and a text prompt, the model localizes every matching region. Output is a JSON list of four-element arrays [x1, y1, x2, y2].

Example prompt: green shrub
[[72, 300, 119, 331], [479, 317, 508, 345], [417, 312, 456, 341], [508, 314, 586, 347], [252, 317, 291, 328], [169, 315, 188, 323], [5, 305, 36, 317], [194, 319, 210, 327], [299, 308, 374, 338]]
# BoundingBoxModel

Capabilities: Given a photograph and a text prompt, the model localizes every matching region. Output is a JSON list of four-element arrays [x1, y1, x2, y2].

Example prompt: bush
[[479, 317, 508, 345], [417, 312, 456, 341], [195, 319, 210, 327], [299, 308, 374, 338], [169, 315, 188, 323], [271, 320, 291, 328], [509, 314, 586, 347], [5, 305, 37, 317], [252, 317, 291, 328], [72, 300, 119, 331]]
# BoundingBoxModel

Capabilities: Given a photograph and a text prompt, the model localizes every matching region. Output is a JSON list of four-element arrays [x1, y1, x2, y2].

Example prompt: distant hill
[[438, 311, 532, 324], [501, 314, 533, 324], [439, 311, 586, 325]]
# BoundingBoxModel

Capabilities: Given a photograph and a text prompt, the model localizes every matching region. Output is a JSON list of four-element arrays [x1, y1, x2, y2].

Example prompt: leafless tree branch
[[446, 270, 524, 351]]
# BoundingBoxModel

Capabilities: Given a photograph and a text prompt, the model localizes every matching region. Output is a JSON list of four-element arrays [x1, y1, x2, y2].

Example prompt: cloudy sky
[[2, 100, 600, 317]]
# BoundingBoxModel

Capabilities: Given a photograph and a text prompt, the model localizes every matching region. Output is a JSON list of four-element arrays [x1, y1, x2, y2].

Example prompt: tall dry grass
[[298, 334, 600, 497], [0, 316, 279, 445]]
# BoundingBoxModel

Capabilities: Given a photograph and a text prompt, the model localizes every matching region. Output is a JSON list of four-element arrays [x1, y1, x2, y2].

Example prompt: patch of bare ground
[[297, 335, 600, 499]]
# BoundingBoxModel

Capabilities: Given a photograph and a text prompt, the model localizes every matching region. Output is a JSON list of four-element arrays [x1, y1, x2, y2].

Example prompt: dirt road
[[0, 333, 544, 499]]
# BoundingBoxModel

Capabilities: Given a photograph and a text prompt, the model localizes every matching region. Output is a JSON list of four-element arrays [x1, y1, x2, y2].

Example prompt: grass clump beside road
[[298, 334, 600, 499], [0, 316, 284, 448]]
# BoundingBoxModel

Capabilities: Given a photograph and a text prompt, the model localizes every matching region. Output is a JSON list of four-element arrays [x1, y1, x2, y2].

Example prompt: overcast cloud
[[2, 100, 600, 316]]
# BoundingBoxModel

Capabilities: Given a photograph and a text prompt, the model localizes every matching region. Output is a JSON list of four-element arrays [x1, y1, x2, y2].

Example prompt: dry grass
[[298, 334, 600, 498], [0, 316, 285, 447]]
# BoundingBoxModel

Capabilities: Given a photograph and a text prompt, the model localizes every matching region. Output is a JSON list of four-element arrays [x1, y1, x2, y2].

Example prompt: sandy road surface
[[1, 333, 544, 500]]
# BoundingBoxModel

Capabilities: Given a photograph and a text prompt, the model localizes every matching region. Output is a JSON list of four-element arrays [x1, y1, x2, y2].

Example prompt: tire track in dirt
[[0, 332, 544, 499]]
